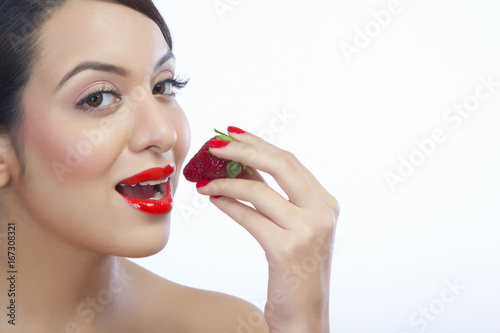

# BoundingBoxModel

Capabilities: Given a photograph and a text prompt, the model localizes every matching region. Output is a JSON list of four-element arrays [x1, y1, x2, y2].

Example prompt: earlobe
[[0, 137, 13, 188]]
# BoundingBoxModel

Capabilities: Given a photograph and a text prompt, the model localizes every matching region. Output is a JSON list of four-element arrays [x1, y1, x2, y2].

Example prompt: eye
[[83, 92, 119, 108], [76, 86, 122, 112], [152, 76, 189, 96], [152, 81, 173, 95]]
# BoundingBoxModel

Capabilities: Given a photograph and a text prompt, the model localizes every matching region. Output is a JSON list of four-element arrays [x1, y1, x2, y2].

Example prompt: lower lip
[[117, 179, 173, 215]]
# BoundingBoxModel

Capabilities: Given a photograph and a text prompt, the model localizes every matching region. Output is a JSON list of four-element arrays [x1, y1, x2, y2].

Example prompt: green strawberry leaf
[[214, 129, 226, 136], [243, 165, 254, 176], [226, 161, 242, 178], [212, 128, 254, 178], [214, 129, 237, 142]]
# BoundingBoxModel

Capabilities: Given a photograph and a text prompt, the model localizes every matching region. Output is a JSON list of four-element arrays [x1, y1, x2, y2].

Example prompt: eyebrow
[[56, 51, 175, 90], [154, 51, 175, 72]]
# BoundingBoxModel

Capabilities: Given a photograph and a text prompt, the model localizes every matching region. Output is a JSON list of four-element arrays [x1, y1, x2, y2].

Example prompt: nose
[[127, 87, 176, 154]]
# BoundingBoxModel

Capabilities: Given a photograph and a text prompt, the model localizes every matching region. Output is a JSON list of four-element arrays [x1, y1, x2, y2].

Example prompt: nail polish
[[227, 126, 245, 134], [196, 180, 212, 188], [210, 195, 222, 199], [209, 139, 230, 149]]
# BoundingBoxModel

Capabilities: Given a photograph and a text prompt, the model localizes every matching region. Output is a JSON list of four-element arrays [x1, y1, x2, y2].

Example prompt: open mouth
[[115, 179, 168, 201], [115, 164, 175, 215]]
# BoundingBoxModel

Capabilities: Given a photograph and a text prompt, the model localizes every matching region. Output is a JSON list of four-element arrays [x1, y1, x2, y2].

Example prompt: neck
[[0, 213, 130, 331]]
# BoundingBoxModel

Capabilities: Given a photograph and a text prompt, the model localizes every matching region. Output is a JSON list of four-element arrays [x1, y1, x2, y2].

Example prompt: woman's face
[[9, 0, 190, 257]]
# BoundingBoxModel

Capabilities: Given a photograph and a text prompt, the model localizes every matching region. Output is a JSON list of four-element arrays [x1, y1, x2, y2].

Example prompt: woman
[[0, 0, 339, 332]]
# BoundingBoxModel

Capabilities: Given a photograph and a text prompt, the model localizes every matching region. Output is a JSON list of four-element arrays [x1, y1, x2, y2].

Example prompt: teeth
[[119, 178, 169, 187], [149, 190, 163, 201], [139, 179, 168, 186]]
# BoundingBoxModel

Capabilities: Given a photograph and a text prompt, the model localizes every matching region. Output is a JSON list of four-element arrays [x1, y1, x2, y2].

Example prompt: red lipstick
[[116, 164, 175, 215]]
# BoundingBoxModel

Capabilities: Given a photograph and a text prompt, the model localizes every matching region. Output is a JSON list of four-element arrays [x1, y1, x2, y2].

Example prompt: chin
[[110, 235, 170, 258], [98, 218, 171, 258], [121, 242, 168, 258]]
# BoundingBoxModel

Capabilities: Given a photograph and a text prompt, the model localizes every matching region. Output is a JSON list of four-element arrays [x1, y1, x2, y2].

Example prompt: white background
[[131, 0, 500, 332]]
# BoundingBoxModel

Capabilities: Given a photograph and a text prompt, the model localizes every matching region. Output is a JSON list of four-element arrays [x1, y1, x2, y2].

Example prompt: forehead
[[34, 0, 170, 81]]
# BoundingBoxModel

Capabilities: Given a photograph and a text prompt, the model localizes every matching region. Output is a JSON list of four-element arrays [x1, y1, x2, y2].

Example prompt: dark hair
[[0, 0, 173, 164]]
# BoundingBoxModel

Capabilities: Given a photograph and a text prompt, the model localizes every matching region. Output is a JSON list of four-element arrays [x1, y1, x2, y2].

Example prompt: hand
[[196, 127, 339, 333]]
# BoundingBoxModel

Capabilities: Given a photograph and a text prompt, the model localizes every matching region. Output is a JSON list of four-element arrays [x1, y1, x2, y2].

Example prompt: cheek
[[22, 109, 124, 186]]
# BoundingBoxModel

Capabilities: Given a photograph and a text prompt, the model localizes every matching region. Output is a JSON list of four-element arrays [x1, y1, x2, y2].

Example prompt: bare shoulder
[[119, 258, 269, 333]]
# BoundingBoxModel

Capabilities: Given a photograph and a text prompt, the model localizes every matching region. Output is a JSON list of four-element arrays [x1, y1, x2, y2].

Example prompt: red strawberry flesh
[[183, 138, 239, 182]]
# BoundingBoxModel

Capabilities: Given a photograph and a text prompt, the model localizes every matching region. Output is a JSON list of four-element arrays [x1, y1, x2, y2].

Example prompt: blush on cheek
[[23, 108, 120, 184], [22, 115, 72, 181], [52, 118, 123, 183]]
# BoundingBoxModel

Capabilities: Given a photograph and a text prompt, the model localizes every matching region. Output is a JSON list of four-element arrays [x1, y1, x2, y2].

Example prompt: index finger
[[209, 129, 320, 208]]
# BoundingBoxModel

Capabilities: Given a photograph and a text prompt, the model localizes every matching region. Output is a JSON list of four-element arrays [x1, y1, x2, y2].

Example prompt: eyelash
[[167, 75, 190, 92], [75, 75, 190, 111], [157, 75, 190, 95]]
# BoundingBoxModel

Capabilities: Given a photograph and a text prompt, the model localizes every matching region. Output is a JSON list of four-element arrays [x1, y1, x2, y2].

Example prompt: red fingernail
[[196, 180, 212, 188], [210, 195, 222, 199], [209, 139, 230, 148], [228, 126, 245, 134]]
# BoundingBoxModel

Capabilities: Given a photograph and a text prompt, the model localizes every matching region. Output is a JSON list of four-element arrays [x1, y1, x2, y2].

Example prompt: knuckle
[[329, 196, 340, 216], [209, 178, 226, 194], [244, 134, 268, 153], [241, 144, 258, 161], [307, 205, 336, 234], [252, 134, 267, 146], [282, 149, 297, 161], [316, 194, 340, 220], [300, 224, 318, 244], [248, 179, 267, 193], [319, 206, 336, 232], [236, 208, 254, 223], [318, 218, 335, 237], [242, 145, 257, 159], [276, 150, 298, 171]]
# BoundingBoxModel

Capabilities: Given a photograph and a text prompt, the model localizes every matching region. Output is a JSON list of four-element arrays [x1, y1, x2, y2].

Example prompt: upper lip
[[117, 164, 176, 185]]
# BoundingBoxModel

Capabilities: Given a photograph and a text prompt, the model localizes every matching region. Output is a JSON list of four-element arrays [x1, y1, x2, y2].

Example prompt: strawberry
[[183, 129, 253, 182]]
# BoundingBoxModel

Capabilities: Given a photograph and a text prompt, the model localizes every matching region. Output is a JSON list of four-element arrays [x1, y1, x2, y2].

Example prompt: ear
[[0, 136, 13, 188]]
